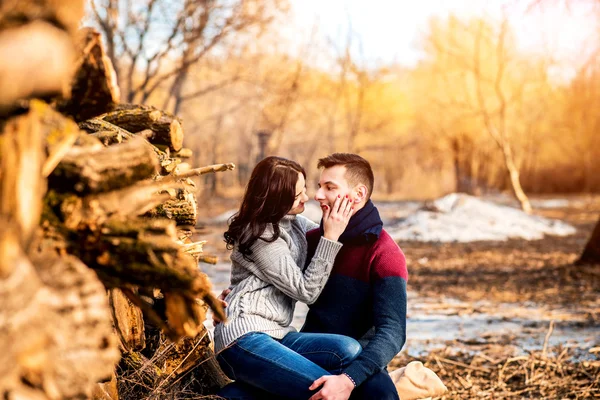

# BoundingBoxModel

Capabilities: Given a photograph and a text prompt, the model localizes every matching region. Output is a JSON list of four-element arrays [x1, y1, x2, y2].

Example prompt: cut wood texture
[[0, 100, 47, 250], [109, 288, 146, 352], [48, 136, 159, 194], [100, 104, 184, 151], [0, 0, 84, 112], [1, 2, 237, 396], [57, 28, 120, 122]]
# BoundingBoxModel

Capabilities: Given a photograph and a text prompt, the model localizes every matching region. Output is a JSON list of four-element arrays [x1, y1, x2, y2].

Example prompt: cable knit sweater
[[213, 215, 342, 353]]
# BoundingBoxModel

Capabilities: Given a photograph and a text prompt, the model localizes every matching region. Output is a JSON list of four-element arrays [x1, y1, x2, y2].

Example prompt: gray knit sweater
[[213, 215, 342, 353]]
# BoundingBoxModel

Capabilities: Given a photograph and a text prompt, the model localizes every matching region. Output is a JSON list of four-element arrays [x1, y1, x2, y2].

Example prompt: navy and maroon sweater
[[302, 223, 408, 386]]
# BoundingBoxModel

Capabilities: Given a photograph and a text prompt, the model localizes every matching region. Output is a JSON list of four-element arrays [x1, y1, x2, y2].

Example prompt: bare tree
[[472, 17, 532, 213], [88, 0, 287, 113]]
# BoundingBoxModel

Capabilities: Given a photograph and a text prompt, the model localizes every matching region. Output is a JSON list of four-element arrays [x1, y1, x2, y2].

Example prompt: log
[[91, 372, 119, 400], [74, 217, 206, 292], [0, 225, 120, 399], [0, 224, 49, 399], [91, 130, 126, 146], [0, 101, 47, 251], [49, 136, 160, 195], [109, 288, 146, 352], [0, 21, 76, 114], [117, 351, 161, 399], [100, 105, 184, 151], [69, 216, 225, 336], [31, 251, 121, 399], [52, 180, 180, 230], [0, 0, 85, 34], [57, 28, 120, 122], [147, 187, 198, 226], [79, 118, 169, 165], [79, 118, 135, 140]]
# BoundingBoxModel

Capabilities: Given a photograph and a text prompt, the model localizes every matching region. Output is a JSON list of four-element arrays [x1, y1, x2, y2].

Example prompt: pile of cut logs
[[0, 1, 231, 399]]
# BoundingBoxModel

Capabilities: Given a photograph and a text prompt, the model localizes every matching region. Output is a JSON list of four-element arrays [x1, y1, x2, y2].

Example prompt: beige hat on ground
[[389, 361, 447, 400]]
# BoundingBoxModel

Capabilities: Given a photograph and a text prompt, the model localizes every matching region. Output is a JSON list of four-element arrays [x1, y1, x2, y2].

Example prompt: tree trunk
[[501, 142, 532, 214], [576, 217, 600, 265]]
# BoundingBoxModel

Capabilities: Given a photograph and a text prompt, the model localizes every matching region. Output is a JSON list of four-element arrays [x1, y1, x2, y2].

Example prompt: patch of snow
[[387, 193, 576, 243], [530, 199, 571, 209]]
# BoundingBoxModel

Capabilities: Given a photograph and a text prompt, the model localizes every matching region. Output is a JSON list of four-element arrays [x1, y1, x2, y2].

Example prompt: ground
[[196, 194, 600, 399], [391, 196, 600, 399]]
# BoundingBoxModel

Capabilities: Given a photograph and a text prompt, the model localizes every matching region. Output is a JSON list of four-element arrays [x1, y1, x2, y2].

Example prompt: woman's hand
[[322, 195, 353, 242]]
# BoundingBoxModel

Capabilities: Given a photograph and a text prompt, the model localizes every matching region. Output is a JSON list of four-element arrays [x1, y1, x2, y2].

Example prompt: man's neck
[[353, 200, 367, 213]]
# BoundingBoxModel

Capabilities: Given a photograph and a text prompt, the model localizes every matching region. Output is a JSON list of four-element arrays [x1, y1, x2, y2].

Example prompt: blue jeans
[[217, 331, 361, 400], [218, 369, 399, 400]]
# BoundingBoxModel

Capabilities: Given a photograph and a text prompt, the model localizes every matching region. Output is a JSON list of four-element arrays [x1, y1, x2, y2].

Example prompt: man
[[302, 153, 407, 400], [217, 153, 407, 400]]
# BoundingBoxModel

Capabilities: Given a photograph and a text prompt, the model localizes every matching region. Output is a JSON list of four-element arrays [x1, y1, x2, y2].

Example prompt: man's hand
[[308, 374, 354, 400], [212, 288, 231, 326]]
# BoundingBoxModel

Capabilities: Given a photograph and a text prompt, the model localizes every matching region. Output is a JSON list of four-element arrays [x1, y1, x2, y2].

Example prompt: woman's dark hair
[[224, 156, 306, 259]]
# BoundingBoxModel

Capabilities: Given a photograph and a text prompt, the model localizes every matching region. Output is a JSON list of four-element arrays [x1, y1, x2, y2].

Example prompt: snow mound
[[387, 193, 576, 243]]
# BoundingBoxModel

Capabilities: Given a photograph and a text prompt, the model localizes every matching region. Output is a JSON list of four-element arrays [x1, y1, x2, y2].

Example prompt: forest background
[[87, 0, 600, 206]]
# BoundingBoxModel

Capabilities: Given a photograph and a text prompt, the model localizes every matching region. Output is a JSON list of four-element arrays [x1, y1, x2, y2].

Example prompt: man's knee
[[352, 370, 399, 400]]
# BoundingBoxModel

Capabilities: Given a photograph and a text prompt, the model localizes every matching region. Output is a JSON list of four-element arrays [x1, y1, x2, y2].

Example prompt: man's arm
[[342, 251, 408, 387]]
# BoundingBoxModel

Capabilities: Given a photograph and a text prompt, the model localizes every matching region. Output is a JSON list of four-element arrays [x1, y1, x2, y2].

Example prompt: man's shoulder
[[370, 229, 408, 280], [374, 229, 404, 253]]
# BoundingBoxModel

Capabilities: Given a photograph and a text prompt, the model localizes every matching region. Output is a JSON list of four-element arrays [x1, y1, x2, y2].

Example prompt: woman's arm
[[233, 236, 341, 304]]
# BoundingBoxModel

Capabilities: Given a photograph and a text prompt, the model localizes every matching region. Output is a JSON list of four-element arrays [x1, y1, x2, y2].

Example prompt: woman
[[214, 156, 358, 400]]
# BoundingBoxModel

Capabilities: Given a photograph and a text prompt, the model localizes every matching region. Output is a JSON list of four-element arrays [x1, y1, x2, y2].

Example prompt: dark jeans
[[216, 331, 361, 400], [218, 369, 399, 400]]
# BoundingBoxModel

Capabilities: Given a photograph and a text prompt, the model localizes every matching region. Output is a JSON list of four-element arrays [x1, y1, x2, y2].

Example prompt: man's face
[[314, 165, 353, 212]]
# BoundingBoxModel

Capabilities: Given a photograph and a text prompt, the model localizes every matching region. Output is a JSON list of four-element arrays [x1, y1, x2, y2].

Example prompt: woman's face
[[288, 172, 309, 215]]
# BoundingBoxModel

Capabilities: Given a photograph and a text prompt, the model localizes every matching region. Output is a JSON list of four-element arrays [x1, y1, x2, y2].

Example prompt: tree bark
[[501, 142, 532, 214], [100, 105, 184, 151], [57, 28, 120, 122], [576, 217, 600, 265], [49, 136, 160, 195], [0, 100, 47, 250], [146, 187, 198, 226], [109, 288, 146, 352]]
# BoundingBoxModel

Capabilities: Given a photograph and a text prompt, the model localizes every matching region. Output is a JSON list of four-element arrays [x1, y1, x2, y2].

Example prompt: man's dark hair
[[317, 153, 374, 199]]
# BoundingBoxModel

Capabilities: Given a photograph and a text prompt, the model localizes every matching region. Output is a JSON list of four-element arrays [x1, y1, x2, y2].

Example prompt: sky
[[287, 0, 599, 76]]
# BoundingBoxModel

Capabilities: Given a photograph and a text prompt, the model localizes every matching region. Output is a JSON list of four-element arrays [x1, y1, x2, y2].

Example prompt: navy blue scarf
[[320, 200, 383, 244]]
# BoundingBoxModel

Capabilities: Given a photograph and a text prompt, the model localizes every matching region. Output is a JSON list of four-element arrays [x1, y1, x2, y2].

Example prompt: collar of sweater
[[274, 215, 296, 233], [319, 200, 383, 244]]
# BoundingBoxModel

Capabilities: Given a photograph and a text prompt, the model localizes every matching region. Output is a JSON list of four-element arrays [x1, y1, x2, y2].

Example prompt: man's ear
[[353, 185, 368, 203]]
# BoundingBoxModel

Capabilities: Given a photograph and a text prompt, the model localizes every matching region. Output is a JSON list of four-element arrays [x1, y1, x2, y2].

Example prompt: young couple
[[213, 153, 408, 400]]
